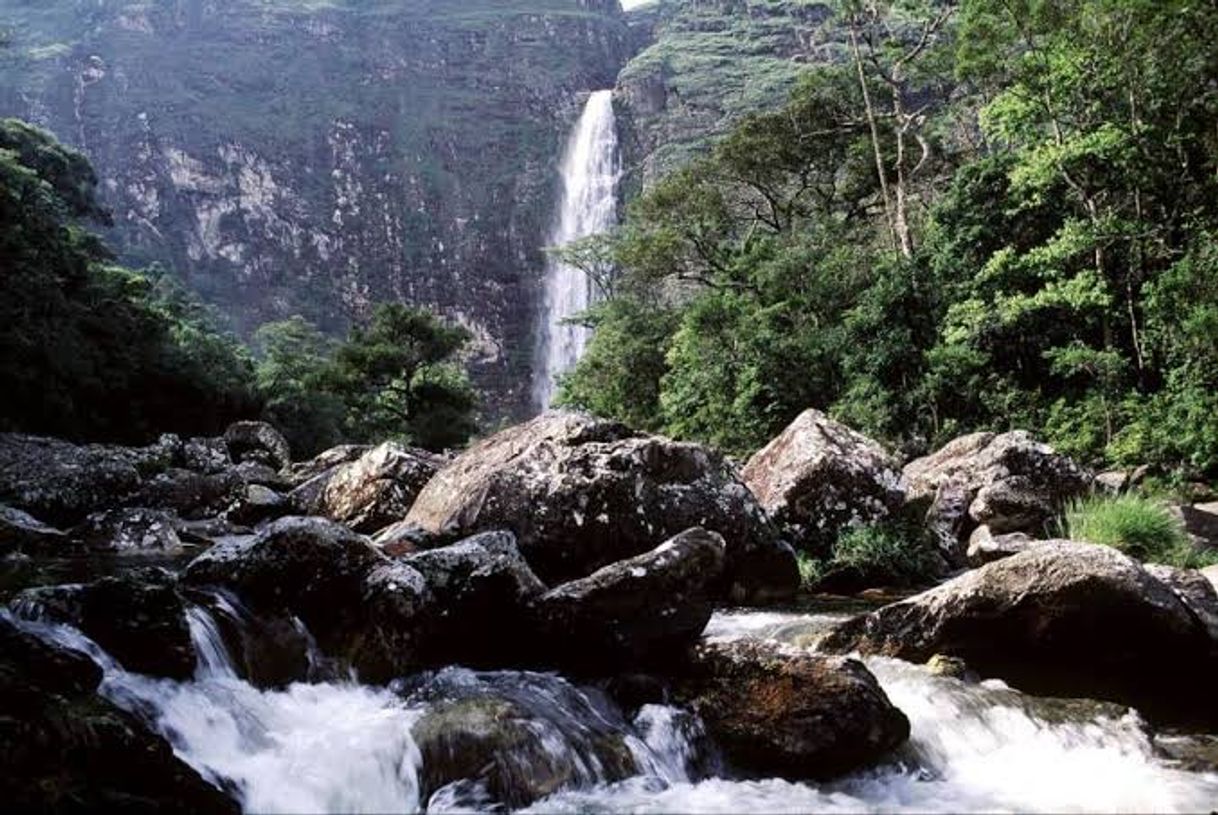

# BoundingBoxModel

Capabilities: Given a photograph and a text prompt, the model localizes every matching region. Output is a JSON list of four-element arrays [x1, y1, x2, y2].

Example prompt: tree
[[329, 304, 477, 451], [253, 317, 345, 457]]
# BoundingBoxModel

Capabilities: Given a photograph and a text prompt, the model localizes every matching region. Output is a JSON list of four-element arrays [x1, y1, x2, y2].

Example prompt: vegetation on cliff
[[562, 0, 1218, 484]]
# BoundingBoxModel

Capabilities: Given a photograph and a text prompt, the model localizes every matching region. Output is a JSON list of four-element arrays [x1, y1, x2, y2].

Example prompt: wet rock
[[1143, 563, 1218, 641], [317, 442, 443, 534], [405, 667, 638, 810], [184, 516, 382, 638], [351, 561, 434, 683], [0, 434, 145, 526], [531, 528, 725, 673], [133, 467, 243, 520], [821, 541, 1218, 727], [670, 639, 909, 780], [965, 526, 1038, 567], [924, 477, 972, 567], [741, 410, 905, 552], [902, 431, 1091, 555], [172, 517, 252, 546], [224, 484, 291, 527], [10, 568, 195, 679], [282, 444, 371, 488], [373, 520, 435, 556], [223, 421, 291, 470], [0, 613, 236, 814], [0, 504, 68, 555], [73, 508, 186, 554], [181, 436, 232, 474], [405, 411, 799, 603], [925, 653, 977, 682]]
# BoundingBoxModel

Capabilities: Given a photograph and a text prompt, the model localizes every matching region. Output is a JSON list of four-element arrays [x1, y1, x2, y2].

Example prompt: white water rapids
[[533, 89, 620, 410], [8, 604, 1218, 813]]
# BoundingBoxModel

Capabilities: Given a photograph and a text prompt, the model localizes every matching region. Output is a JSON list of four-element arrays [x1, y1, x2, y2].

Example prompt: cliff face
[[0, 0, 633, 420], [615, 0, 840, 194]]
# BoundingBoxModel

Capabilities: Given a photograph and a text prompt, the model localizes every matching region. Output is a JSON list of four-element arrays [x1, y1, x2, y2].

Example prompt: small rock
[[965, 525, 1038, 567], [181, 436, 232, 474], [0, 504, 68, 555], [224, 484, 290, 527], [223, 421, 291, 470]]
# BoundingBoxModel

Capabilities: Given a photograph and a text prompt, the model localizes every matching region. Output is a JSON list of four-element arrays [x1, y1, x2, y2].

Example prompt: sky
[[620, 0, 655, 9]]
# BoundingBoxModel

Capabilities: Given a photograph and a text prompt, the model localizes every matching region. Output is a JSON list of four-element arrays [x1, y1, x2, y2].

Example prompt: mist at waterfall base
[[9, 602, 1218, 814], [533, 90, 620, 411]]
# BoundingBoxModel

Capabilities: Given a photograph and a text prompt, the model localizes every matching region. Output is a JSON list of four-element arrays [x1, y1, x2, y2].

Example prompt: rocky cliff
[[0, 0, 634, 420]]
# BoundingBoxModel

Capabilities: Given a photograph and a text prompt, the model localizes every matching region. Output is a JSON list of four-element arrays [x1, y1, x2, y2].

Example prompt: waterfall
[[533, 89, 621, 411]]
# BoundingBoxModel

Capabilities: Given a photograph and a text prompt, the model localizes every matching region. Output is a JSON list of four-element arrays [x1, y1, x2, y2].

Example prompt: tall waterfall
[[533, 89, 620, 411]]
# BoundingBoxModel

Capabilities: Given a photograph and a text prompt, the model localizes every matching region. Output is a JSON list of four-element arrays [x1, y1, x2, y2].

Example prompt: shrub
[[1063, 494, 1215, 568], [802, 523, 940, 593]]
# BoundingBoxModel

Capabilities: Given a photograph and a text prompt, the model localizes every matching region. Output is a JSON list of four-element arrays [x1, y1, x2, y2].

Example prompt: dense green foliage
[[1064, 494, 1215, 568], [561, 0, 1218, 482], [253, 306, 478, 456], [0, 118, 257, 442], [798, 522, 941, 592]]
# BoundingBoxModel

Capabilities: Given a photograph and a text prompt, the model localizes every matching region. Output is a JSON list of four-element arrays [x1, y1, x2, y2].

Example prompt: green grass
[[1064, 494, 1218, 568]]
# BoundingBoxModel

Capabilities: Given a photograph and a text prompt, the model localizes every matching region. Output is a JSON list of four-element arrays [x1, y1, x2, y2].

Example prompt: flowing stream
[[533, 89, 620, 410], [9, 603, 1218, 813]]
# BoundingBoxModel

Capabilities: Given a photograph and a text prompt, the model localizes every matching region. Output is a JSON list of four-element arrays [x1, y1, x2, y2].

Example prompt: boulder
[[965, 526, 1038, 567], [316, 442, 443, 534], [404, 411, 799, 603], [531, 528, 725, 672], [670, 640, 909, 780], [282, 444, 371, 488], [224, 484, 291, 527], [372, 520, 435, 556], [181, 436, 232, 474], [0, 613, 236, 814], [902, 431, 1091, 563], [133, 467, 243, 520], [73, 508, 186, 554], [1170, 502, 1218, 548], [405, 668, 638, 810], [223, 421, 291, 470], [0, 504, 68, 555], [741, 410, 904, 552], [11, 568, 196, 679], [0, 434, 145, 525], [1204, 564, 1218, 594], [1143, 563, 1218, 641], [821, 541, 1218, 727]]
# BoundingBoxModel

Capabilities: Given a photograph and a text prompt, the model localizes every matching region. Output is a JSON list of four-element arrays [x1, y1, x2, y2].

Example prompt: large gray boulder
[[223, 421, 291, 470], [0, 505, 68, 555], [670, 640, 909, 780], [11, 568, 196, 679], [821, 541, 1218, 727], [314, 442, 443, 534], [404, 411, 799, 603], [902, 431, 1091, 565], [531, 527, 725, 672], [741, 410, 904, 552], [282, 444, 371, 488]]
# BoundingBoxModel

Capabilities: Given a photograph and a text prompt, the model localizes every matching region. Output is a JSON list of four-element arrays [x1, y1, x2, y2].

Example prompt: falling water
[[533, 89, 620, 410]]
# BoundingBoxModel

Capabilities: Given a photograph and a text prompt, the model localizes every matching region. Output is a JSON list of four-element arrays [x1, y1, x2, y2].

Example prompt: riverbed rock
[[317, 442, 443, 534], [1170, 502, 1218, 549], [0, 434, 145, 525], [401, 531, 544, 666], [405, 667, 638, 810], [10, 568, 195, 679], [223, 421, 291, 470], [741, 410, 905, 553], [670, 640, 910, 780], [821, 541, 1218, 727], [902, 431, 1091, 563], [531, 528, 725, 673], [133, 467, 243, 520], [282, 444, 372, 488], [0, 504, 68, 555], [181, 436, 232, 474], [0, 612, 236, 814], [965, 526, 1038, 567], [404, 411, 799, 603], [73, 507, 186, 554], [1143, 563, 1218, 641], [224, 484, 291, 527]]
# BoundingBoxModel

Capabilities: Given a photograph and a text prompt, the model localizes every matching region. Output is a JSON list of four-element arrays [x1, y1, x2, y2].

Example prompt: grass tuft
[[1064, 494, 1217, 568]]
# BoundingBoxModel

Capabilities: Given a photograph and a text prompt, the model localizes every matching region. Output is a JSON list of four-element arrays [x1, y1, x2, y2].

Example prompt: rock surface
[[670, 639, 910, 780], [11, 568, 196, 679], [741, 409, 904, 552], [965, 526, 1039, 567], [902, 431, 1091, 564], [0, 504, 68, 555], [821, 541, 1218, 726], [0, 612, 236, 814], [531, 528, 725, 672], [223, 421, 291, 471], [316, 442, 443, 534], [73, 507, 186, 554], [0, 434, 146, 525], [405, 411, 798, 602]]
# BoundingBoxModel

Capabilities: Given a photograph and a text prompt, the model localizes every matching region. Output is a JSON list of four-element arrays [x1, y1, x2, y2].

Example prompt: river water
[[9, 603, 1218, 813]]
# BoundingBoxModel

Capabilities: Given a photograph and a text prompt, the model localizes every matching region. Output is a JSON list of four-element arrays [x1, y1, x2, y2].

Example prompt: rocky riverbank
[[3, 409, 1218, 810]]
